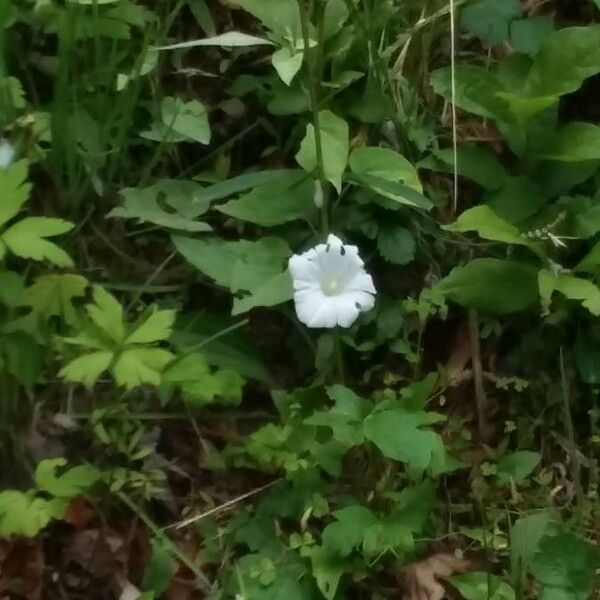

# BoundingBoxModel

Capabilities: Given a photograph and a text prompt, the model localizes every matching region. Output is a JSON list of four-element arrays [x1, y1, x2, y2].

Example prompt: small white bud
[[313, 180, 324, 209], [0, 139, 15, 169]]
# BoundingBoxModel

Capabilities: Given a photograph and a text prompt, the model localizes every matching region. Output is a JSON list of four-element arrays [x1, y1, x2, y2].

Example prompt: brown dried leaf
[[397, 552, 470, 600]]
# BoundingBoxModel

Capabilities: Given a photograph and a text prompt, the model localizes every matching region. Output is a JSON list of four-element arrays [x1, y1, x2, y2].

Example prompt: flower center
[[321, 279, 340, 296]]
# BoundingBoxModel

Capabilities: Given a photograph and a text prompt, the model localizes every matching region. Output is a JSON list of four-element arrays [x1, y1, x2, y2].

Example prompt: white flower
[[0, 139, 15, 169], [289, 234, 376, 328]]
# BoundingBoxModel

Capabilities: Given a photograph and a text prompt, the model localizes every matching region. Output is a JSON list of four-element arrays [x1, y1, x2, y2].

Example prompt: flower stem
[[334, 329, 346, 384], [298, 0, 329, 236]]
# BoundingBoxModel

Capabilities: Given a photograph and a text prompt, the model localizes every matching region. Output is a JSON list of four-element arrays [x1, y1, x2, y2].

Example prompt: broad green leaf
[[1, 217, 74, 266], [524, 25, 600, 99], [272, 47, 303, 86], [113, 347, 174, 390], [156, 31, 274, 50], [538, 269, 600, 316], [125, 309, 177, 344], [35, 458, 102, 498], [510, 511, 551, 580], [24, 274, 87, 324], [296, 110, 349, 193], [162, 352, 244, 406], [345, 173, 432, 210], [538, 122, 600, 162], [0, 160, 30, 226], [304, 385, 372, 446], [496, 450, 541, 485], [510, 17, 554, 56], [437, 259, 539, 314], [448, 572, 515, 600], [59, 351, 113, 388], [0, 270, 25, 306], [232, 270, 293, 315], [86, 286, 125, 343], [109, 179, 212, 232], [1, 331, 42, 386], [308, 546, 347, 600], [217, 172, 317, 226], [0, 491, 66, 537], [460, 0, 521, 46], [237, 0, 301, 42], [194, 169, 301, 203], [143, 538, 174, 596], [364, 408, 448, 475], [445, 205, 531, 247], [377, 225, 415, 265], [142, 97, 210, 144], [349, 147, 422, 192], [420, 145, 507, 191], [322, 505, 379, 556], [530, 532, 600, 600], [486, 176, 547, 223]]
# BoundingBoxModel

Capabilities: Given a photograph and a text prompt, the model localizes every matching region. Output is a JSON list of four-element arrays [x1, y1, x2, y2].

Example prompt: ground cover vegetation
[[1, 0, 600, 598]]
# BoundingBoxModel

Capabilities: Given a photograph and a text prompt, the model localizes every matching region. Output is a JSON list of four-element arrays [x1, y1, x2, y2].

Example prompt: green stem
[[559, 346, 585, 520], [334, 329, 346, 384], [298, 0, 329, 235]]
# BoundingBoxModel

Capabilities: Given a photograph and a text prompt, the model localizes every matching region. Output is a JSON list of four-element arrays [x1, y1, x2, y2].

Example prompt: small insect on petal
[[288, 233, 376, 329]]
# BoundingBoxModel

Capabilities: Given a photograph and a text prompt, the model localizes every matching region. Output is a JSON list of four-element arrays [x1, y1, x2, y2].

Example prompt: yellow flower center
[[322, 279, 339, 296]]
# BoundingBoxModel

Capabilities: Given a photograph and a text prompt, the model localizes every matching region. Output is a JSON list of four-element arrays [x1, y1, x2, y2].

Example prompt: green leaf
[[0, 160, 31, 227], [421, 145, 507, 191], [530, 532, 600, 599], [194, 169, 301, 203], [448, 572, 516, 600], [113, 347, 174, 390], [446, 205, 531, 248], [272, 47, 303, 86], [24, 274, 87, 324], [486, 176, 547, 223], [232, 269, 293, 315], [156, 31, 274, 50], [510, 17, 554, 56], [141, 97, 211, 144], [217, 172, 317, 226], [86, 286, 125, 343], [345, 172, 432, 210], [538, 269, 600, 316], [377, 225, 415, 265], [575, 329, 600, 384], [364, 408, 449, 475], [1, 217, 74, 266], [437, 258, 539, 314], [0, 270, 25, 306], [109, 179, 212, 232], [162, 352, 244, 406], [460, 0, 521, 46], [125, 309, 176, 344], [538, 122, 600, 162], [296, 110, 349, 193], [59, 351, 114, 388], [304, 385, 372, 446], [322, 505, 379, 556], [496, 450, 541, 485], [0, 491, 66, 537], [237, 0, 301, 42], [349, 146, 422, 192], [1, 331, 42, 385], [510, 511, 551, 580], [143, 538, 174, 596], [307, 546, 347, 600], [524, 25, 600, 99], [35, 458, 102, 498]]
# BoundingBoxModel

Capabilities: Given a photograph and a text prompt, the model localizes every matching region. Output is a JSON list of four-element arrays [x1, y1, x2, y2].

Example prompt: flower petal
[[346, 271, 376, 294], [335, 295, 361, 328]]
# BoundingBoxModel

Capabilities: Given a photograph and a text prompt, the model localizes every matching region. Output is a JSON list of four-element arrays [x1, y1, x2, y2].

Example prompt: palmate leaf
[[112, 347, 174, 390], [125, 308, 177, 344], [0, 160, 30, 226], [0, 491, 67, 538], [59, 351, 114, 388], [86, 286, 125, 343], [35, 458, 102, 498], [24, 273, 88, 325]]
